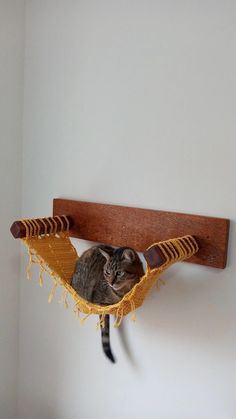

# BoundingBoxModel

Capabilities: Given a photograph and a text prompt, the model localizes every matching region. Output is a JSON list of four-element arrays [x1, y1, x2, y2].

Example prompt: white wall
[[0, 1, 25, 418], [19, 1, 236, 419]]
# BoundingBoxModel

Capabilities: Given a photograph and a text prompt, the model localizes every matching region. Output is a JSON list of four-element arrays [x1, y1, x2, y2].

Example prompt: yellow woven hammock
[[21, 217, 199, 327]]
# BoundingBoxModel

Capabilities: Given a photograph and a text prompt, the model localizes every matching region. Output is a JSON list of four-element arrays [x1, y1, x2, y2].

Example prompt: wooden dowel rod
[[143, 236, 199, 269], [10, 215, 74, 239], [144, 246, 167, 269]]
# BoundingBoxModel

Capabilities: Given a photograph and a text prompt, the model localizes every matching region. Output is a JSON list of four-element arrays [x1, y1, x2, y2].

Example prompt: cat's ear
[[122, 248, 135, 262], [99, 248, 111, 262]]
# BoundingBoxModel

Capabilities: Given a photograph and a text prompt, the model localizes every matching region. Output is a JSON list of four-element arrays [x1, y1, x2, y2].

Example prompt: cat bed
[[20, 216, 199, 326]]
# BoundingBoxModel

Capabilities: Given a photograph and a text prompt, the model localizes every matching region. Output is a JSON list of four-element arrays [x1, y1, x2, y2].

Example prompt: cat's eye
[[117, 271, 123, 277]]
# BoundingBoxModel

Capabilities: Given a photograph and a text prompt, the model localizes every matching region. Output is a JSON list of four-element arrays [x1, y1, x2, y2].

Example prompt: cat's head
[[99, 247, 144, 295]]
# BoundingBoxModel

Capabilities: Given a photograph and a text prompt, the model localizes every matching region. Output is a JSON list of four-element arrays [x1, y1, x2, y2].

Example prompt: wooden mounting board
[[53, 199, 230, 269]]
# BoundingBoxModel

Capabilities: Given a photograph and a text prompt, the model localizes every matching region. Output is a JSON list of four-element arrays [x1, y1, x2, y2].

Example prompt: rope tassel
[[73, 304, 80, 319], [59, 290, 69, 309], [130, 300, 136, 322], [26, 249, 33, 280], [79, 313, 91, 325], [39, 267, 44, 287], [48, 281, 57, 304]]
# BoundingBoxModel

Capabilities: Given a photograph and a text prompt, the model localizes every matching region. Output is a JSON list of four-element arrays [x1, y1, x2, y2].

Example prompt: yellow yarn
[[20, 217, 199, 325]]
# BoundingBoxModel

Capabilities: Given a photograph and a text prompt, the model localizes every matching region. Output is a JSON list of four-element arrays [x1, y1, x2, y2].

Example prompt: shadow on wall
[[117, 321, 139, 368], [138, 266, 234, 344], [116, 220, 236, 363]]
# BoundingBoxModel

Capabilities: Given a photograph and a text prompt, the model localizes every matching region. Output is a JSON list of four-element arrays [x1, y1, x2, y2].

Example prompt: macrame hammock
[[20, 216, 199, 327]]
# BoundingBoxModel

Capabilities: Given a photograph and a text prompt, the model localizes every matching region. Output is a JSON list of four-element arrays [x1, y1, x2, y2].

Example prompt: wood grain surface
[[53, 199, 229, 269]]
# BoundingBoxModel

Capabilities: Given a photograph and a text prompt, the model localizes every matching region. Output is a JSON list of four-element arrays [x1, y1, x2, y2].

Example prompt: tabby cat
[[71, 244, 144, 363]]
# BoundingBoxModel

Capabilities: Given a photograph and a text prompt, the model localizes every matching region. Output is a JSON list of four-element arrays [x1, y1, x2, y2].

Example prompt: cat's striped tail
[[100, 315, 116, 363]]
